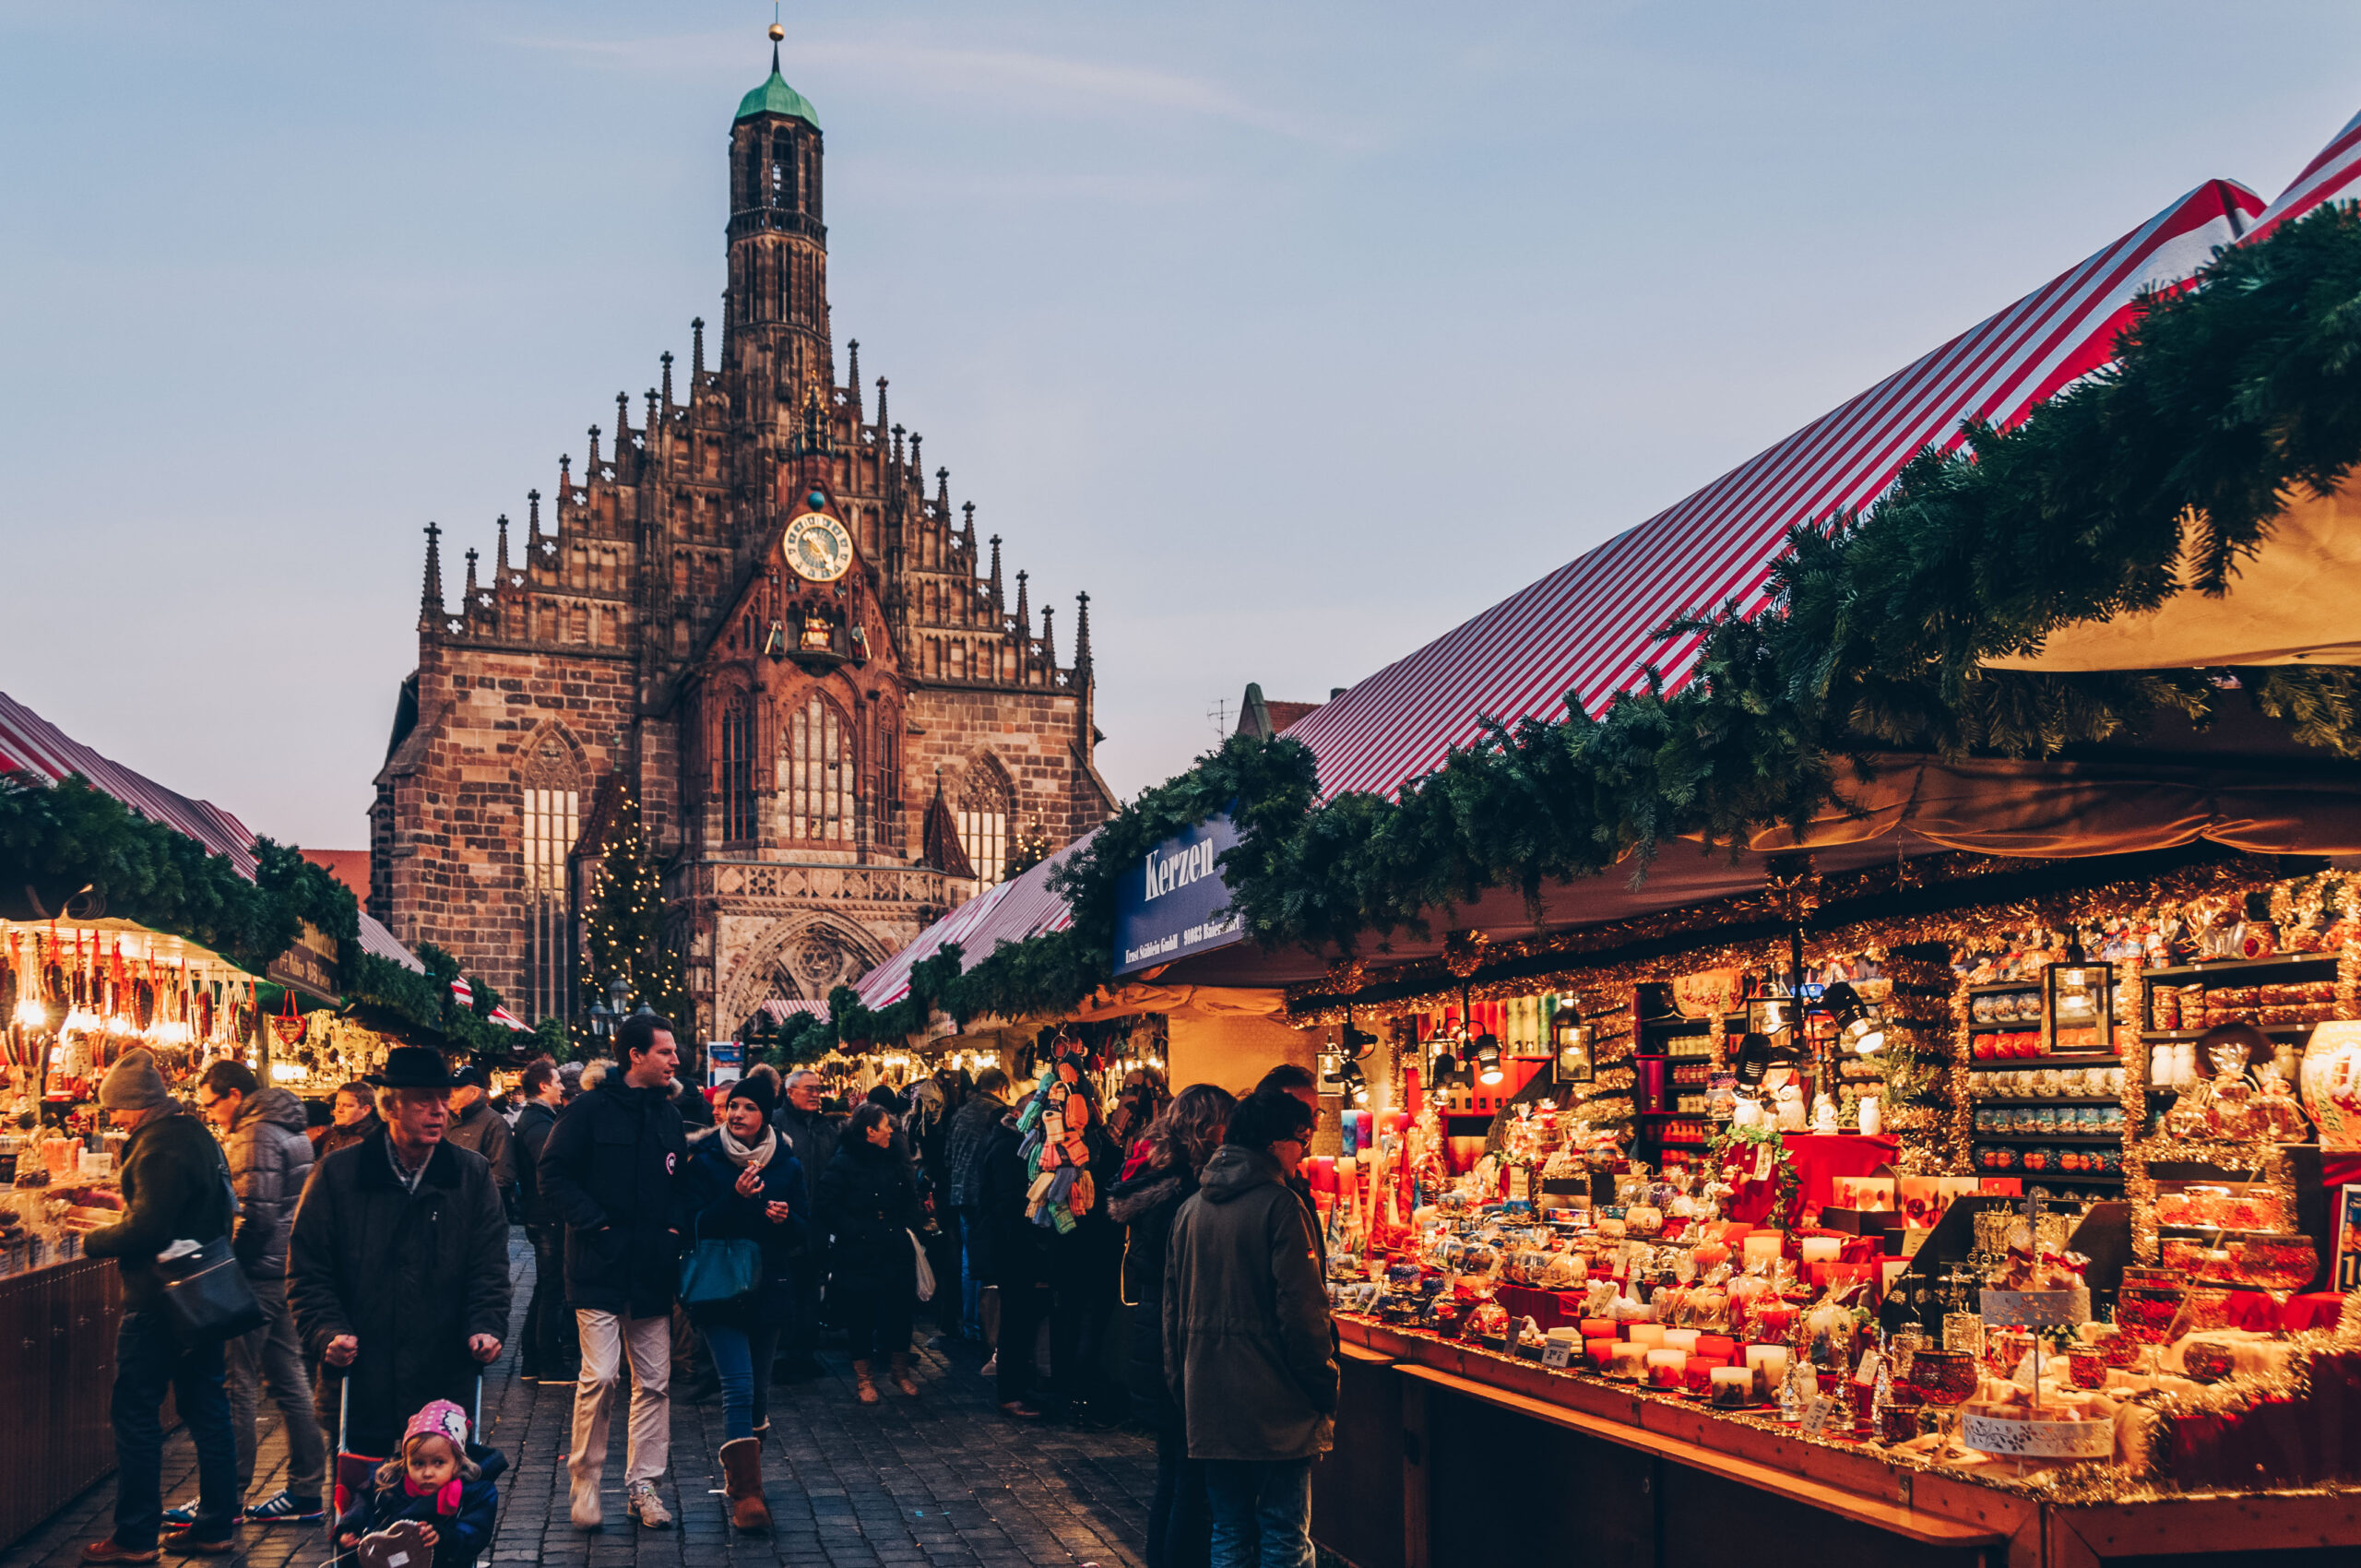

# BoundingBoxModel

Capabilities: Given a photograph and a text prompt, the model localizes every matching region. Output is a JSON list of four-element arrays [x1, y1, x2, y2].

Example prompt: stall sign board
[[267, 920, 341, 1005], [1113, 814, 1245, 976]]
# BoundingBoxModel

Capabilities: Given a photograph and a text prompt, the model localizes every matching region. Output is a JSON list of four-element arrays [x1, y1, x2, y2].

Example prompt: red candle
[[1693, 1335, 1738, 1362], [1584, 1338, 1617, 1369], [1750, 1303, 1797, 1345], [1683, 1358, 1715, 1395]]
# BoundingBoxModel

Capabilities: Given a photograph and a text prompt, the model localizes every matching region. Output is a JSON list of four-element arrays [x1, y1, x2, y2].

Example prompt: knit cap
[[98, 1049, 173, 1111]]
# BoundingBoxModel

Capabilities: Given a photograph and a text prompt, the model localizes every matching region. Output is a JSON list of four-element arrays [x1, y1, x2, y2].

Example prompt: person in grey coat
[[444, 1067, 517, 1200], [1162, 1089, 1335, 1568], [187, 1061, 327, 1527]]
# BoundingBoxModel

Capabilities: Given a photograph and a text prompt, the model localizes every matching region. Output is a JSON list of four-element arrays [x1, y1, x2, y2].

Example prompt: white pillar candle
[[1746, 1344, 1789, 1398], [1645, 1348, 1687, 1389], [1608, 1343, 1648, 1381], [1799, 1236, 1843, 1265], [1710, 1366, 1754, 1408], [1742, 1232, 1784, 1268], [1660, 1328, 1701, 1353], [1626, 1323, 1667, 1349]]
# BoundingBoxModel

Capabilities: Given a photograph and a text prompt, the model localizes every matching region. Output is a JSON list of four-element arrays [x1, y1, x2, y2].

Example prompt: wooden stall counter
[[1320, 1314, 2361, 1568], [0, 1256, 127, 1551]]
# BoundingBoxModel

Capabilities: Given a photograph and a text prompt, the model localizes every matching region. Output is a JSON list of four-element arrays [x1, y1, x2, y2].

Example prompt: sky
[[4, 1, 2361, 850]]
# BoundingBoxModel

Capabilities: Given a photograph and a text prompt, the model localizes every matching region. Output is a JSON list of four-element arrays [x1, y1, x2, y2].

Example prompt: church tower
[[724, 30, 831, 437]]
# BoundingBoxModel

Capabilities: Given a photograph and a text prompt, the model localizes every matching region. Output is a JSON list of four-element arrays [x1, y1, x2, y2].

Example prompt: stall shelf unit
[[1964, 979, 2128, 1195]]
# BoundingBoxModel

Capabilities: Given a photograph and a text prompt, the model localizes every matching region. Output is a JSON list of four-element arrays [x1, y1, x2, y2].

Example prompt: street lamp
[[587, 977, 630, 1051]]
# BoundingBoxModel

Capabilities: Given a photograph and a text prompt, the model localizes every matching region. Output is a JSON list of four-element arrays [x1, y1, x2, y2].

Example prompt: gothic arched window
[[718, 695, 757, 844], [784, 693, 854, 844], [520, 731, 582, 1024], [958, 763, 1011, 886]]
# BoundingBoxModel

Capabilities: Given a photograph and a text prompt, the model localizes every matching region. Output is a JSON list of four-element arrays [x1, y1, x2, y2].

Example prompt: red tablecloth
[[1725, 1133, 1901, 1225]]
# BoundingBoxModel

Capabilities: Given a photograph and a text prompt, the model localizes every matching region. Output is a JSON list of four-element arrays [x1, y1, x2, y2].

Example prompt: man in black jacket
[[1165, 1089, 1336, 1568], [770, 1068, 843, 1380], [286, 1049, 510, 1470], [75, 1050, 241, 1563], [510, 1060, 576, 1383], [539, 1016, 689, 1532], [943, 1066, 1009, 1341]]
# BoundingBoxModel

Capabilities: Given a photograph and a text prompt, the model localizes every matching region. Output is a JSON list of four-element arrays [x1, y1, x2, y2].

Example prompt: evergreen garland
[[0, 773, 359, 975], [767, 206, 2361, 1038], [583, 789, 692, 1032]]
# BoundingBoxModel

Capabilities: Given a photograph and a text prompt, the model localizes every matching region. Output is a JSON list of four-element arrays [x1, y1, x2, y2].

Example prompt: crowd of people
[[69, 1020, 1342, 1568]]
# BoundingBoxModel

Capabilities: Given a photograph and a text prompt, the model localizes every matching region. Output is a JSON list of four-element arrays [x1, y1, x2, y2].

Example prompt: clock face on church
[[781, 512, 854, 583]]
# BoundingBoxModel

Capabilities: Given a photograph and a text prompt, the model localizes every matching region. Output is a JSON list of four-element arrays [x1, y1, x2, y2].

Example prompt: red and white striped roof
[[855, 830, 1097, 1009], [2248, 109, 2361, 243], [0, 689, 423, 975], [1285, 179, 2266, 800], [758, 998, 831, 1024]]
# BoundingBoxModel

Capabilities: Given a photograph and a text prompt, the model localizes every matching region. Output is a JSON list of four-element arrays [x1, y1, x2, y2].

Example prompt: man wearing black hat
[[287, 1046, 511, 1463]]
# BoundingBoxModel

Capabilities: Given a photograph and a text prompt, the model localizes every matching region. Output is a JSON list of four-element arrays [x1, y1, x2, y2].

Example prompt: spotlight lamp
[[1338, 1057, 1370, 1107], [1821, 981, 1885, 1057], [1475, 1036, 1504, 1087]]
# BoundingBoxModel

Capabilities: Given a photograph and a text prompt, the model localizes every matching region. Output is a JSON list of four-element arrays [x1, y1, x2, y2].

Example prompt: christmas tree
[[584, 788, 692, 1039]]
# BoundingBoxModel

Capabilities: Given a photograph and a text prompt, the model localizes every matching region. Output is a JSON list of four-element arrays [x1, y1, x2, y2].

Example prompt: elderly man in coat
[[287, 1047, 510, 1467]]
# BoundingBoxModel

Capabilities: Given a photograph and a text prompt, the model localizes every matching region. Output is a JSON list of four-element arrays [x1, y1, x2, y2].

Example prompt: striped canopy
[[1284, 179, 2268, 800], [0, 689, 422, 975], [854, 830, 1097, 1009]]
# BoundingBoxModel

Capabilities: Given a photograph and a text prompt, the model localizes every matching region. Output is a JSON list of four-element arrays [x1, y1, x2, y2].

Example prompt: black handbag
[[157, 1146, 266, 1342]]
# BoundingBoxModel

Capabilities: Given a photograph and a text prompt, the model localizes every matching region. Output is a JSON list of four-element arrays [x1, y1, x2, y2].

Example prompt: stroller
[[327, 1375, 492, 1568]]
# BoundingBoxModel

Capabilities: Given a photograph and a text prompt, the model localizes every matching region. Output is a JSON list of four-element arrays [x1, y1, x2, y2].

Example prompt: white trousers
[[568, 1309, 671, 1488]]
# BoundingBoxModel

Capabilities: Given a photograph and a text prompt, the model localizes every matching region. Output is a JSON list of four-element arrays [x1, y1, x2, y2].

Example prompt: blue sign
[[1112, 814, 1246, 976]]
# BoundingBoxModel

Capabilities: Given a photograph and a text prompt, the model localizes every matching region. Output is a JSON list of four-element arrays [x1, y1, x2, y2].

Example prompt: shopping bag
[[910, 1229, 936, 1302]]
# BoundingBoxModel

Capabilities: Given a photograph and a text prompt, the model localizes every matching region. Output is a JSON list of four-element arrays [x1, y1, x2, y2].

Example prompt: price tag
[[1750, 1143, 1775, 1183], [1541, 1342, 1573, 1370], [1800, 1395, 1838, 1438]]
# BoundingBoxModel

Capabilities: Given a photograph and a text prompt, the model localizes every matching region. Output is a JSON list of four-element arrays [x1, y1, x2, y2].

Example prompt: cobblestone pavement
[[6, 1237, 1152, 1568]]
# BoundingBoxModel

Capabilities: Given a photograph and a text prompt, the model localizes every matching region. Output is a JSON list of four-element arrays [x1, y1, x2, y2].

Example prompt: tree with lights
[[584, 788, 692, 1038]]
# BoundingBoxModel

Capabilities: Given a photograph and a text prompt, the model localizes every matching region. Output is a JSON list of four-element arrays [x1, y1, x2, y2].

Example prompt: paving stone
[[4, 1234, 1151, 1568]]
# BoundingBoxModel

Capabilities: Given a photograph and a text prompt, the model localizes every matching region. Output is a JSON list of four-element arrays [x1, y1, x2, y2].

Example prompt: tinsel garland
[[1879, 944, 1964, 1173]]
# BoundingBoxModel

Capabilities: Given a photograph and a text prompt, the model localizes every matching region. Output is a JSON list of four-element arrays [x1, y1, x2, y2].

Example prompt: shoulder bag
[[158, 1139, 267, 1342], [678, 1207, 764, 1305]]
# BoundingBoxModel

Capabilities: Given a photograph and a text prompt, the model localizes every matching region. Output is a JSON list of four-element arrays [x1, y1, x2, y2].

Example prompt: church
[[369, 34, 1115, 1043]]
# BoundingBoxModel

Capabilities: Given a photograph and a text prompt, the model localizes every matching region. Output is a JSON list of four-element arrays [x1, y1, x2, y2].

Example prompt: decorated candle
[[1660, 1328, 1701, 1354], [1693, 1335, 1738, 1362], [1742, 1232, 1785, 1268], [1799, 1236, 1843, 1265], [1745, 1344, 1789, 1399], [1339, 1112, 1360, 1157], [1584, 1338, 1617, 1369], [1645, 1348, 1687, 1389], [1608, 1343, 1648, 1381], [1710, 1367, 1754, 1408], [1749, 1302, 1797, 1345], [1579, 1317, 1618, 1341], [1625, 1324, 1667, 1349], [1683, 1358, 1716, 1396]]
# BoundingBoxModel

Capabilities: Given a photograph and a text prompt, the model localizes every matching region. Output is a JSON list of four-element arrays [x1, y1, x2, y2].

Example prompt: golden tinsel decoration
[[1442, 929, 1490, 979]]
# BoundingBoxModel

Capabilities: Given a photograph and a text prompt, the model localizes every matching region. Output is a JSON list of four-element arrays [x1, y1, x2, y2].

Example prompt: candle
[[1645, 1348, 1687, 1389], [1660, 1328, 1701, 1353], [1742, 1232, 1785, 1268], [1749, 1302, 1797, 1345], [1684, 1358, 1716, 1395], [1608, 1343, 1648, 1381], [1799, 1236, 1843, 1265], [1711, 1367, 1754, 1408], [1626, 1324, 1667, 1349], [1584, 1338, 1617, 1368], [1339, 1112, 1359, 1157], [1746, 1344, 1789, 1400]]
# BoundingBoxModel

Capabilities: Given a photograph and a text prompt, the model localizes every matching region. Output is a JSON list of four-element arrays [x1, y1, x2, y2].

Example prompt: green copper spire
[[736, 39, 819, 126]]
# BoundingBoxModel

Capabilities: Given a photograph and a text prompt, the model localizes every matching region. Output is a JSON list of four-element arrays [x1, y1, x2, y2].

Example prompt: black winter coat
[[535, 1074, 689, 1318], [943, 1091, 1006, 1211], [816, 1136, 922, 1301], [1108, 1161, 1197, 1421], [972, 1116, 1047, 1292], [772, 1103, 844, 1214], [1163, 1144, 1337, 1463], [287, 1133, 511, 1457], [677, 1134, 806, 1328], [83, 1106, 232, 1313], [510, 1099, 561, 1228]]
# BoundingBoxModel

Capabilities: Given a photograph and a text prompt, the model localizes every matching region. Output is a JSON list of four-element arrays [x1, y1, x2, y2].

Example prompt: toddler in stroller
[[330, 1400, 503, 1568]]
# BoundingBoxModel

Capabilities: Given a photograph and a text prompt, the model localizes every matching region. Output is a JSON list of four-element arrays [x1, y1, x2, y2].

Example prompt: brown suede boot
[[718, 1437, 770, 1534], [852, 1360, 881, 1404], [889, 1352, 919, 1397]]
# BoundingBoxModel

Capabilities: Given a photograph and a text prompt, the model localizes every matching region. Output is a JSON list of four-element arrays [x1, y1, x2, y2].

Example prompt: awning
[[1284, 179, 2262, 801], [1987, 111, 2361, 675], [758, 998, 831, 1025], [0, 688, 427, 978], [855, 829, 1096, 1008]]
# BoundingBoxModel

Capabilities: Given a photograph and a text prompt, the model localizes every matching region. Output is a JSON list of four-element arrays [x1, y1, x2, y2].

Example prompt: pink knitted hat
[[404, 1399, 470, 1448]]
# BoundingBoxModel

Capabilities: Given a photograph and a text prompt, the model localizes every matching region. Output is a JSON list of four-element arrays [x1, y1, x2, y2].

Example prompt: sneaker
[[156, 1503, 200, 1531], [625, 1480, 673, 1529], [243, 1491, 324, 1526], [979, 1353, 998, 1377]]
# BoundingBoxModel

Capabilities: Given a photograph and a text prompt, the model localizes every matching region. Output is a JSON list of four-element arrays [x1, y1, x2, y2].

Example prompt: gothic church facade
[[370, 46, 1113, 1041]]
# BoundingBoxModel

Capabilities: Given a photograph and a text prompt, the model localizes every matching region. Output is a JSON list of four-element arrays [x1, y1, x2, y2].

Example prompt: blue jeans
[[957, 1211, 984, 1336], [113, 1309, 239, 1549], [704, 1319, 783, 1442], [1204, 1457, 1312, 1568]]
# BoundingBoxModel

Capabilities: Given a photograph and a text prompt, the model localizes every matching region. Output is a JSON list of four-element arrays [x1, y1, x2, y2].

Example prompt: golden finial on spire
[[769, 21, 784, 42]]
